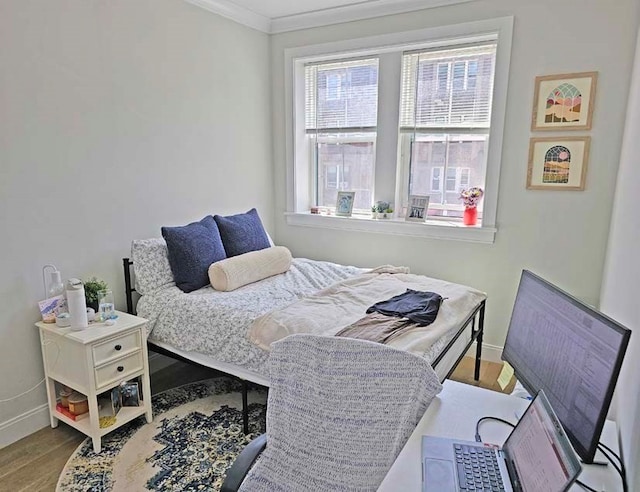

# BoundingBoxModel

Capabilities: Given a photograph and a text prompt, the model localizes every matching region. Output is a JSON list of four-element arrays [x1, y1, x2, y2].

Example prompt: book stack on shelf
[[55, 402, 88, 421], [56, 385, 90, 421]]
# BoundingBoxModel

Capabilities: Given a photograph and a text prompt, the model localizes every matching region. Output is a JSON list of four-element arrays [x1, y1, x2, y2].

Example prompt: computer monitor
[[502, 270, 631, 464]]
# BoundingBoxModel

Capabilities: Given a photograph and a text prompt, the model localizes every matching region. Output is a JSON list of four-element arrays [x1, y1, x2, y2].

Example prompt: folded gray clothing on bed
[[366, 289, 444, 326], [335, 312, 416, 344], [336, 289, 444, 343]]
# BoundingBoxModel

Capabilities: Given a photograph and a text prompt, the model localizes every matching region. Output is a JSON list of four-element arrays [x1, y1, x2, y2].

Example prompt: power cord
[[575, 479, 598, 492], [557, 441, 627, 492], [597, 442, 628, 492], [474, 417, 625, 492], [0, 340, 60, 403], [474, 416, 515, 442]]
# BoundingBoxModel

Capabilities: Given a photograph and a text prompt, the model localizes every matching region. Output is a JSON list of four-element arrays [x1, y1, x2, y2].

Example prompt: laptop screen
[[503, 390, 582, 492]]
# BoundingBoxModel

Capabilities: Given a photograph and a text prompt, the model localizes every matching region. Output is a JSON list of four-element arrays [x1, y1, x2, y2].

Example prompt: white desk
[[378, 381, 622, 491]]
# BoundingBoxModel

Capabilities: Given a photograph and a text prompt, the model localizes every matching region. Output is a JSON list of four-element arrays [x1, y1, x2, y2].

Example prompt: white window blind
[[400, 44, 497, 130], [305, 58, 379, 132]]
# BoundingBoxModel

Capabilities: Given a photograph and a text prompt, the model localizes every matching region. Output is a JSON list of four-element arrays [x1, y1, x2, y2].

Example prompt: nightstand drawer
[[95, 351, 143, 389], [93, 330, 141, 366]]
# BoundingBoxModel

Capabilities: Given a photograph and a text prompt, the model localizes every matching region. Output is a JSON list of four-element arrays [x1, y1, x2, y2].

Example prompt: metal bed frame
[[122, 257, 485, 434]]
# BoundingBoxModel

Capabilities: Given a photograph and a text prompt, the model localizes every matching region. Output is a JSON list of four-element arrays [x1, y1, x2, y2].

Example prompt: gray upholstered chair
[[221, 334, 443, 492]]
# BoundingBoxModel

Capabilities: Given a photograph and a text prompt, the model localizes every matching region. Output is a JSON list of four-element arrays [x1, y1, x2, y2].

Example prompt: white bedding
[[137, 258, 365, 374], [249, 271, 487, 359], [136, 253, 486, 381]]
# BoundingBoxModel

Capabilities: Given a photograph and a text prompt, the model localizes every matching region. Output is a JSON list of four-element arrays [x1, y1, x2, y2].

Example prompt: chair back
[[239, 334, 442, 491]]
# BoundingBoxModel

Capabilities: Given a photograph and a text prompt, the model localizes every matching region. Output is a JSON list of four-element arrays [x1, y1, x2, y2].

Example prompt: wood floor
[[0, 357, 513, 492]]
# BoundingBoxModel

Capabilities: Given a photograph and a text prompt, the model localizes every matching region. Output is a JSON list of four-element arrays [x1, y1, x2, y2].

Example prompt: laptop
[[422, 390, 582, 492]]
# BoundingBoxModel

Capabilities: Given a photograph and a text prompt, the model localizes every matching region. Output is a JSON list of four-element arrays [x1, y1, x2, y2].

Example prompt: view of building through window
[[303, 42, 497, 221], [401, 44, 496, 218], [306, 59, 378, 211]]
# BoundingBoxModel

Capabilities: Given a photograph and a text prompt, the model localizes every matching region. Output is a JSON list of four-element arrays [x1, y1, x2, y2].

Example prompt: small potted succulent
[[84, 277, 109, 312], [371, 205, 378, 219], [375, 201, 393, 219]]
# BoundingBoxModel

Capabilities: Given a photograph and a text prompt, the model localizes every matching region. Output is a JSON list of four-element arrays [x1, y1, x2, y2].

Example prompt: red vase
[[463, 207, 478, 226]]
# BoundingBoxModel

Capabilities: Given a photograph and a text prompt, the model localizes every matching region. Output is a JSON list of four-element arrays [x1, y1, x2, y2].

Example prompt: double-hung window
[[305, 58, 379, 212], [400, 44, 496, 219], [286, 18, 512, 243]]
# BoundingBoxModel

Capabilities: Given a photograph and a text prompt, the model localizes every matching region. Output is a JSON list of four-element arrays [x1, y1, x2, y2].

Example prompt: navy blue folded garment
[[366, 289, 443, 326]]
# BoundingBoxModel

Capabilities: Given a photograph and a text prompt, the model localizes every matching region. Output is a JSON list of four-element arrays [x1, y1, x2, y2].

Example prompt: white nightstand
[[35, 311, 153, 452]]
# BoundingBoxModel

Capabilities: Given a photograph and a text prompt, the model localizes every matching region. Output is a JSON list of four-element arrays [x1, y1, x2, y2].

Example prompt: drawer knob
[[115, 344, 122, 351], [117, 366, 124, 372]]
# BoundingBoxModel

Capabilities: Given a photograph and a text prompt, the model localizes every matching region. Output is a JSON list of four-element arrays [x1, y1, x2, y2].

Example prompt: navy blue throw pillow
[[214, 208, 270, 257], [161, 215, 226, 293]]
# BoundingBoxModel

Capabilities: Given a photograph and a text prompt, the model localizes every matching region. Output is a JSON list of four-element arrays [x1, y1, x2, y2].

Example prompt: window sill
[[284, 212, 496, 244]]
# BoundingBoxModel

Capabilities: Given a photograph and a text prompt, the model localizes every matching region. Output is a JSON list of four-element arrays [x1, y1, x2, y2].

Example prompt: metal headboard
[[122, 258, 136, 315]]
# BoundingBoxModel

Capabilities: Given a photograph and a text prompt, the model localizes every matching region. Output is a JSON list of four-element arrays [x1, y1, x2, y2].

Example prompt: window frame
[[284, 17, 513, 244]]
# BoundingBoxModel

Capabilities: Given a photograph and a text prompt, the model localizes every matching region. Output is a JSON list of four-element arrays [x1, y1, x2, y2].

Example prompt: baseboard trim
[[465, 341, 503, 363], [0, 403, 50, 449]]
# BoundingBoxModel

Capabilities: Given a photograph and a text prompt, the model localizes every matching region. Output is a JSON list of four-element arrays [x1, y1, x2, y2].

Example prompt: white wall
[[0, 0, 272, 446], [271, 0, 639, 350], [601, 27, 640, 492]]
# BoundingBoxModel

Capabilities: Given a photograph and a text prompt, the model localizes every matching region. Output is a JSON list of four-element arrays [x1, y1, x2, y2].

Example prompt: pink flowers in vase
[[459, 187, 484, 209]]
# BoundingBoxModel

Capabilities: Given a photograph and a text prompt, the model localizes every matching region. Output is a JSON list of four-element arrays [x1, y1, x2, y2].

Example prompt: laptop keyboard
[[454, 444, 506, 491]]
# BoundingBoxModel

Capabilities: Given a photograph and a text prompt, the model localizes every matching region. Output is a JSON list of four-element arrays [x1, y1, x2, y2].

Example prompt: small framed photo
[[38, 295, 67, 323], [335, 191, 355, 217], [405, 195, 430, 222], [527, 137, 590, 191], [531, 72, 598, 131], [110, 387, 122, 416], [120, 382, 140, 407]]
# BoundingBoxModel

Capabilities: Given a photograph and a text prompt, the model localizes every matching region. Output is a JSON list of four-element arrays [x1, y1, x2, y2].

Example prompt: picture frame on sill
[[527, 137, 590, 191], [531, 72, 598, 131], [405, 195, 430, 222], [335, 191, 355, 217]]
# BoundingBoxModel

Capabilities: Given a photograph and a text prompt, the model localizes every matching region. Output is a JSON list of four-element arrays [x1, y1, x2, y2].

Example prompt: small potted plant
[[383, 206, 394, 219], [84, 277, 109, 312], [371, 205, 378, 219], [375, 201, 390, 218]]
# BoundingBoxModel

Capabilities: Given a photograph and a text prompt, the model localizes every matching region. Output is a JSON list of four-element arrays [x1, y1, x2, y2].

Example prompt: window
[[305, 59, 378, 211], [400, 44, 496, 219], [428, 164, 472, 203], [286, 18, 513, 243]]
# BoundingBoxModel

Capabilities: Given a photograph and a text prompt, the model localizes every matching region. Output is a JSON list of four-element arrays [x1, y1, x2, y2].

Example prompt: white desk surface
[[378, 380, 622, 492]]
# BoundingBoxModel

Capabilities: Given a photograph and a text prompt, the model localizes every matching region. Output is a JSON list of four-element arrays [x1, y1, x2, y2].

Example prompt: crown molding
[[184, 0, 271, 33], [184, 0, 478, 34], [271, 0, 478, 34]]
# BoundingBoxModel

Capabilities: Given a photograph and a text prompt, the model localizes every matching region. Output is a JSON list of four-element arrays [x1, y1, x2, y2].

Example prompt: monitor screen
[[502, 270, 631, 463]]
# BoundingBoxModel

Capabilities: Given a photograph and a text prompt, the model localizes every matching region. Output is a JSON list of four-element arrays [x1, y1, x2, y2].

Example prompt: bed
[[122, 239, 487, 432]]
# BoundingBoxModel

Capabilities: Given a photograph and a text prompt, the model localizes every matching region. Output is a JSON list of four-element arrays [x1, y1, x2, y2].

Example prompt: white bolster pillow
[[208, 246, 292, 291]]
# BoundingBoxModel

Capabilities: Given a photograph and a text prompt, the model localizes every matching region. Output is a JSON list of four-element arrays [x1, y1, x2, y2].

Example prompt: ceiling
[[184, 0, 476, 33]]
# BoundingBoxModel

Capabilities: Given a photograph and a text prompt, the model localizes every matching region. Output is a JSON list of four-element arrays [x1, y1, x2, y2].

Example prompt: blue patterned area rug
[[57, 378, 267, 492]]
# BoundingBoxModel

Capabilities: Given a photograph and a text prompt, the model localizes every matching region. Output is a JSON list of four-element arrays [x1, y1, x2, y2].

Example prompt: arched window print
[[543, 145, 571, 184], [546, 83, 582, 123]]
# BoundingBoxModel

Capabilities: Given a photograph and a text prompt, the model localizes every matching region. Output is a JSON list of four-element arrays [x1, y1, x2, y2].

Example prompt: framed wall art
[[531, 72, 598, 131], [405, 195, 430, 222], [335, 191, 355, 217], [527, 137, 590, 191]]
